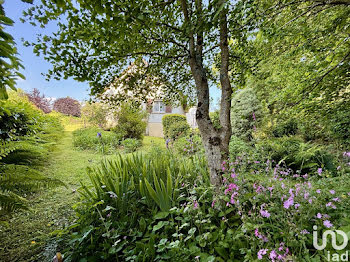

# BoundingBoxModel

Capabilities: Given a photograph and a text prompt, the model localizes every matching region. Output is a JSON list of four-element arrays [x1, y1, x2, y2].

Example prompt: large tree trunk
[[181, 0, 232, 189]]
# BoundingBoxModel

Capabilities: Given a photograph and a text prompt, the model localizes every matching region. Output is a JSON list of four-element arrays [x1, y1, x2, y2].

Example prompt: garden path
[[0, 131, 105, 262]]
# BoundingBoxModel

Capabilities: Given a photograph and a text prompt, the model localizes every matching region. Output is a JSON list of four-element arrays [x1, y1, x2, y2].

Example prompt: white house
[[142, 99, 197, 137], [102, 61, 197, 137]]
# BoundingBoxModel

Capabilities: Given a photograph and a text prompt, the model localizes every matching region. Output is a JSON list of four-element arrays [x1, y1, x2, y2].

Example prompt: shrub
[[53, 97, 81, 117], [121, 138, 141, 153], [229, 135, 256, 160], [113, 102, 147, 140], [331, 109, 350, 147], [173, 134, 204, 156], [231, 88, 263, 141], [26, 88, 51, 113], [0, 91, 64, 213], [72, 127, 121, 154], [210, 110, 221, 129], [272, 118, 299, 138], [256, 136, 335, 174], [167, 121, 190, 140], [218, 157, 350, 261], [59, 153, 210, 261], [162, 114, 190, 139]]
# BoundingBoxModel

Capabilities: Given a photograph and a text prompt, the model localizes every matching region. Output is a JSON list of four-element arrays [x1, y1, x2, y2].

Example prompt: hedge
[[162, 114, 190, 139]]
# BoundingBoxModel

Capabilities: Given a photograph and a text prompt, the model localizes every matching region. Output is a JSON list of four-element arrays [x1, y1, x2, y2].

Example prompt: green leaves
[[0, 3, 26, 100]]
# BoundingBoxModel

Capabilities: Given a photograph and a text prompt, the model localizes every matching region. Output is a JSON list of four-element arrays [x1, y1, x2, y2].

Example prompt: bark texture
[[180, 0, 232, 189]]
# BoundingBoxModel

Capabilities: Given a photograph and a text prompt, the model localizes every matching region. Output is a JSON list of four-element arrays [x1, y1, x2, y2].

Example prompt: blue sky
[[4, 0, 220, 106]]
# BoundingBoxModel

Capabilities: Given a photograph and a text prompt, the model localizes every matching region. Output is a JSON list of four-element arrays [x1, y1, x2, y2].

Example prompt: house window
[[153, 101, 165, 113]]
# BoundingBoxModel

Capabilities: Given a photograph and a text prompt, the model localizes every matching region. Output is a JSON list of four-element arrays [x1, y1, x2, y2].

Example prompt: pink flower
[[270, 250, 277, 260], [193, 200, 199, 209], [257, 249, 268, 260], [260, 209, 271, 218], [324, 220, 333, 228], [316, 189, 321, 194], [254, 228, 260, 238], [316, 213, 322, 219], [278, 242, 284, 251], [211, 200, 216, 208], [330, 190, 335, 195]]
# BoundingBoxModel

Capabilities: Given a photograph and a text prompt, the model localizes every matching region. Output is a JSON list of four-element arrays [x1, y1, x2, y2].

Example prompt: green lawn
[[0, 131, 165, 261], [0, 131, 106, 261]]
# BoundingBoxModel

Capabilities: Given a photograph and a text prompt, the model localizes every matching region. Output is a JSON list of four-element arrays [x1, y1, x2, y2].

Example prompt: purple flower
[[260, 209, 271, 218], [211, 200, 216, 208], [97, 132, 102, 138], [316, 189, 321, 194], [257, 249, 268, 260], [193, 200, 199, 209], [270, 250, 277, 260], [252, 112, 256, 121], [330, 190, 335, 195], [324, 220, 333, 228], [300, 229, 310, 235], [316, 213, 322, 219], [107, 213, 111, 218], [283, 196, 294, 209], [317, 168, 322, 175]]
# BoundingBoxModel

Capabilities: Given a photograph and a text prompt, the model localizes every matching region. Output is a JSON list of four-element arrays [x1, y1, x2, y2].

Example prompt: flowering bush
[[218, 156, 350, 261], [26, 88, 52, 113], [53, 97, 81, 117], [173, 134, 204, 156], [57, 144, 350, 261]]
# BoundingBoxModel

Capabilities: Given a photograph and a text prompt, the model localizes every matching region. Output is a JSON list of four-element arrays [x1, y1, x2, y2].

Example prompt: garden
[[1, 0, 350, 262]]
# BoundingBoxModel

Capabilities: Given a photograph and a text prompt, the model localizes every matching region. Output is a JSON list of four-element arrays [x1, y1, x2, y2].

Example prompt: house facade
[[102, 61, 197, 137], [142, 100, 197, 137]]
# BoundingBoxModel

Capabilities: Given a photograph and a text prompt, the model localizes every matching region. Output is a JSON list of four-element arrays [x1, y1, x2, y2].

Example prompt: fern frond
[[0, 190, 28, 212], [0, 164, 66, 193]]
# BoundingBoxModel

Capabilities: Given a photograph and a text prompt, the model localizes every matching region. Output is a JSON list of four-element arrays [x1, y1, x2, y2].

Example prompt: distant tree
[[53, 97, 81, 117], [81, 102, 108, 128], [26, 88, 51, 113], [231, 88, 262, 141]]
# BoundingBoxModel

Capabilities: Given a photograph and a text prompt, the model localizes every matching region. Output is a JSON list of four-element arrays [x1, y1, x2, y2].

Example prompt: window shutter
[[165, 105, 172, 113]]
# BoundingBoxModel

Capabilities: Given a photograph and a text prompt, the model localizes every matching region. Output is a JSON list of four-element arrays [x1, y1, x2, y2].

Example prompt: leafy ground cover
[[55, 148, 350, 262]]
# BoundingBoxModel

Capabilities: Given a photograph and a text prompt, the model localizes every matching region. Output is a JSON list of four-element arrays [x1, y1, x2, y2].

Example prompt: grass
[[140, 136, 165, 152], [0, 131, 109, 261], [0, 121, 165, 261]]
